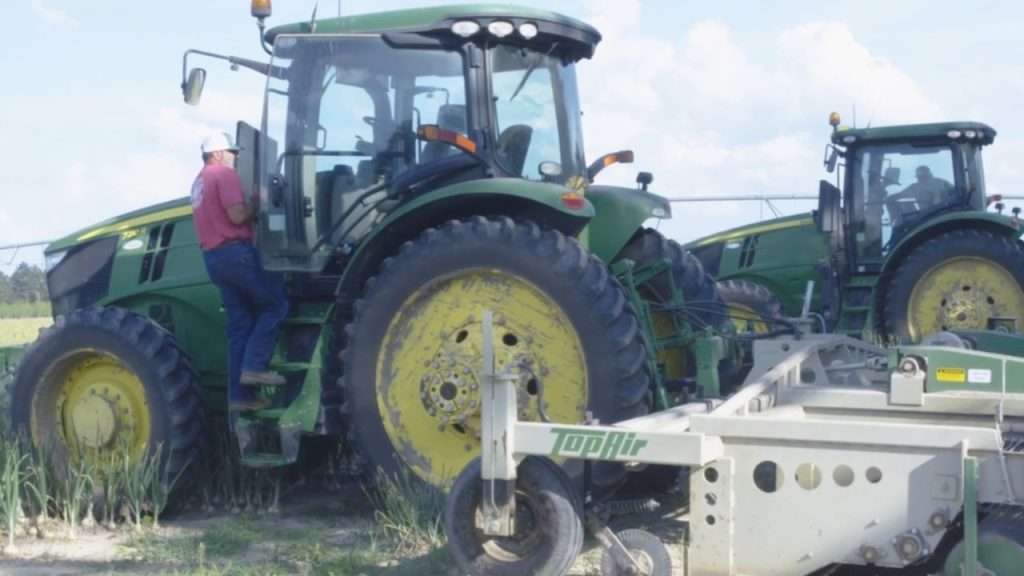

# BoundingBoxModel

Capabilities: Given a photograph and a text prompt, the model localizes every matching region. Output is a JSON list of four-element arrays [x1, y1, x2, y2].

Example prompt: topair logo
[[549, 428, 649, 460]]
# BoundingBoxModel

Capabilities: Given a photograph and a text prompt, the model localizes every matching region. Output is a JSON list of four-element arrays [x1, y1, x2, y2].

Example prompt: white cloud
[[576, 10, 941, 244], [30, 0, 79, 30]]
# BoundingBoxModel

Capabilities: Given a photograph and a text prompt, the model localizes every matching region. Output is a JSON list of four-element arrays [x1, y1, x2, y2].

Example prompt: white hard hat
[[201, 132, 240, 154]]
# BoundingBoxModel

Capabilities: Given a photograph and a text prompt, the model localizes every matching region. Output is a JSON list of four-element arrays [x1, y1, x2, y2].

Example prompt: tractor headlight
[[964, 130, 977, 139], [44, 250, 68, 273], [947, 130, 962, 139], [519, 22, 539, 39], [451, 20, 481, 38], [488, 20, 515, 38]]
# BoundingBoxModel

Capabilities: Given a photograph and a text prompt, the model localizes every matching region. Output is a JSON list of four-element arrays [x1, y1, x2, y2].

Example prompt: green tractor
[[688, 113, 1024, 343], [10, 2, 728, 492]]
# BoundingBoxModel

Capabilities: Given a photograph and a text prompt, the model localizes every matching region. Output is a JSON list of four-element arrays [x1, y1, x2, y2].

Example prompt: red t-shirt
[[190, 164, 253, 251]]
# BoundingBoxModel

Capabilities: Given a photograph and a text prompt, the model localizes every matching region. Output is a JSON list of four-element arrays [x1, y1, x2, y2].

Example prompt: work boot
[[240, 371, 288, 386], [229, 396, 270, 412]]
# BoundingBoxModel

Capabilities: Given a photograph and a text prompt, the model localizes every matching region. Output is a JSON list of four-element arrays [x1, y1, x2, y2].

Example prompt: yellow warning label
[[936, 367, 966, 383]]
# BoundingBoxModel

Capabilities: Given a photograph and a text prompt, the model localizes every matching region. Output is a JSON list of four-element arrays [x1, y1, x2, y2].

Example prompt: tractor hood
[[46, 197, 192, 254], [685, 212, 816, 249]]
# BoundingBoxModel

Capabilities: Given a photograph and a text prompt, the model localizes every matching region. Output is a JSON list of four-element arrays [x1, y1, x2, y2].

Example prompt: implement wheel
[[716, 279, 782, 334], [941, 513, 1024, 575], [600, 529, 672, 576], [445, 456, 583, 576], [11, 307, 201, 488], [341, 217, 651, 491], [881, 229, 1024, 342]]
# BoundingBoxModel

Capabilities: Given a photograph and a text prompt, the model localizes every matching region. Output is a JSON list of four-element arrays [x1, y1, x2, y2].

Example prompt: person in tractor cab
[[191, 132, 289, 411], [901, 165, 954, 211]]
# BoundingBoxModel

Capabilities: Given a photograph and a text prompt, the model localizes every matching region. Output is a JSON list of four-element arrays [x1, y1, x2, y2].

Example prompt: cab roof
[[832, 121, 997, 146], [265, 4, 601, 58]]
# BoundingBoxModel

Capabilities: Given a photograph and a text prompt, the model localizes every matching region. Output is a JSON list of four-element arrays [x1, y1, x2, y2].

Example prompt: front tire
[[445, 456, 583, 576], [716, 279, 783, 334], [11, 307, 202, 488], [340, 217, 652, 491], [880, 229, 1024, 342]]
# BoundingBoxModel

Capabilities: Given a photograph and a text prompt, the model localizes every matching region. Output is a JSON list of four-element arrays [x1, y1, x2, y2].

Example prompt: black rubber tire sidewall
[[445, 456, 583, 576], [716, 279, 783, 329], [880, 229, 1024, 343]]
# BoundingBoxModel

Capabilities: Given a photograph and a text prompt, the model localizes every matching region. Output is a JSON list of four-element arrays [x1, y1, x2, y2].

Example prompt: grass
[[0, 301, 51, 320], [0, 317, 50, 347]]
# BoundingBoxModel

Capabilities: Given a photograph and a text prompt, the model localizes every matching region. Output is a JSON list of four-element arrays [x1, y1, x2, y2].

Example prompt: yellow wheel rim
[[651, 311, 687, 380], [376, 269, 587, 488], [727, 303, 770, 334], [42, 351, 150, 462], [907, 256, 1024, 341]]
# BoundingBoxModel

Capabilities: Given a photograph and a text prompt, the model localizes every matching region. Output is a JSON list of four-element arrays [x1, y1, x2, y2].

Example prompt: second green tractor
[[689, 114, 1024, 343]]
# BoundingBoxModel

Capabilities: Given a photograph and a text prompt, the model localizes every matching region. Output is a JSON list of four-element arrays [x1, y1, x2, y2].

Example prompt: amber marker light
[[252, 0, 272, 19], [417, 124, 478, 155]]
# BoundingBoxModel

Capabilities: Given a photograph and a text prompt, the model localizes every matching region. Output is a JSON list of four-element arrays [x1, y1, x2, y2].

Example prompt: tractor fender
[[336, 178, 594, 299], [879, 212, 1022, 280], [584, 185, 672, 262]]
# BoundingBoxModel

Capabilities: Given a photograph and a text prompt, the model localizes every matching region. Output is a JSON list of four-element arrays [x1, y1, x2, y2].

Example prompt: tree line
[[0, 263, 48, 304]]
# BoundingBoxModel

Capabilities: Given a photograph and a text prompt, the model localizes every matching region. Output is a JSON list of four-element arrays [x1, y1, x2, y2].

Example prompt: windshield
[[260, 35, 468, 267], [850, 143, 961, 262], [489, 44, 586, 185]]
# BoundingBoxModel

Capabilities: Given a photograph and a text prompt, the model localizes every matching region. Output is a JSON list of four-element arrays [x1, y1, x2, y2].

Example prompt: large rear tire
[[880, 229, 1024, 343], [340, 217, 652, 492], [614, 229, 731, 493], [11, 307, 202, 488]]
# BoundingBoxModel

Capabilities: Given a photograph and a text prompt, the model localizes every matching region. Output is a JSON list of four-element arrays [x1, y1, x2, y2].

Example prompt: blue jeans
[[202, 241, 289, 401]]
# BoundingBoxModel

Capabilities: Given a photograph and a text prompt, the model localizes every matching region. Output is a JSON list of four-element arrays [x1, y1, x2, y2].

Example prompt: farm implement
[[446, 312, 1024, 575]]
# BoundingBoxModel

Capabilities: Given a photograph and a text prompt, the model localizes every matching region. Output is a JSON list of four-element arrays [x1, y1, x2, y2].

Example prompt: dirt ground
[[0, 479, 692, 573], [0, 483, 690, 576]]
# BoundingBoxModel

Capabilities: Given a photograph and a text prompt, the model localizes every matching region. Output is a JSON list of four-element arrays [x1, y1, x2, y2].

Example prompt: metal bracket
[[586, 512, 643, 573], [480, 310, 519, 537]]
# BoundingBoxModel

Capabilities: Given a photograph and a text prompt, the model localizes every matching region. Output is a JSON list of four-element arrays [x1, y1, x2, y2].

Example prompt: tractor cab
[[821, 116, 995, 275], [184, 4, 604, 273]]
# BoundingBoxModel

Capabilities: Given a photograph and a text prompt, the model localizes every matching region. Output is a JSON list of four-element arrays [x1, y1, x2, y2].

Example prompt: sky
[[2, 0, 1023, 272]]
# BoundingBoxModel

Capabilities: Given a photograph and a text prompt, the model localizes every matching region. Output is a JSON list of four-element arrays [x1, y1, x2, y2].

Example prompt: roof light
[[965, 130, 977, 139], [947, 130, 962, 139], [251, 0, 272, 19], [488, 20, 515, 38], [842, 135, 857, 144], [519, 22, 539, 39], [451, 20, 481, 38], [828, 112, 841, 127]]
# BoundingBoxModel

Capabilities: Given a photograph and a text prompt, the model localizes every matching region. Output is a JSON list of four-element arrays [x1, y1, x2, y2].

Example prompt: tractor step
[[239, 408, 287, 421], [271, 361, 314, 373], [241, 453, 292, 468], [281, 316, 327, 326]]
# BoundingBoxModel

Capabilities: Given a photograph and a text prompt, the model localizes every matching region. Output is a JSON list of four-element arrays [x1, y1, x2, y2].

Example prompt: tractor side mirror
[[824, 144, 839, 173], [183, 68, 207, 105], [636, 172, 653, 191]]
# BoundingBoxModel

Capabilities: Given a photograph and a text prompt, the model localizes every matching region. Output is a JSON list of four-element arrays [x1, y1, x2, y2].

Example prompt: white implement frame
[[477, 317, 1024, 575]]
